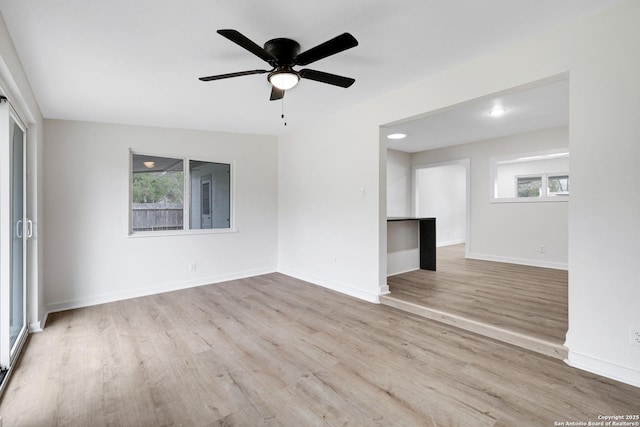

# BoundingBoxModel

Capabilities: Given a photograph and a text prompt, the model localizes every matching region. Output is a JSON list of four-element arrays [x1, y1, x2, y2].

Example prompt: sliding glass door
[[0, 98, 28, 378]]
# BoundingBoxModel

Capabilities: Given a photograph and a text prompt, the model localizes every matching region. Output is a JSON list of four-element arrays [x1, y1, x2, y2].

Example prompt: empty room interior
[[384, 78, 571, 359], [1, 1, 639, 425]]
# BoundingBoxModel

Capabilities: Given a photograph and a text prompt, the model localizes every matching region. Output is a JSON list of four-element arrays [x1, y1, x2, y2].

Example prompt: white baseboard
[[467, 251, 568, 270], [28, 311, 48, 333], [45, 267, 277, 314], [566, 351, 640, 388], [278, 267, 380, 303], [387, 267, 419, 277], [436, 239, 466, 248]]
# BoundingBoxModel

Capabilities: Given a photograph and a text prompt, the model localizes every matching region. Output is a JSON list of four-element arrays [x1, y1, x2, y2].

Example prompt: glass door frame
[[0, 98, 29, 375]]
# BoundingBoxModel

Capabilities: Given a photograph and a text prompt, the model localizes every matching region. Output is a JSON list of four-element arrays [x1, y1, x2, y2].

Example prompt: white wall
[[386, 149, 411, 217], [277, 0, 640, 386], [43, 119, 277, 311], [278, 115, 383, 302], [413, 128, 568, 268], [0, 14, 45, 331], [415, 163, 467, 247]]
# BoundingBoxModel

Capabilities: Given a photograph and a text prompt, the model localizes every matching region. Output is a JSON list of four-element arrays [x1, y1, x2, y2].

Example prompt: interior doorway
[[414, 160, 469, 251]]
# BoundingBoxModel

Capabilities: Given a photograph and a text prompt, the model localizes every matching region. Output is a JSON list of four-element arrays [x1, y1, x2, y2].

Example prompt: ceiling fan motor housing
[[264, 38, 300, 68]]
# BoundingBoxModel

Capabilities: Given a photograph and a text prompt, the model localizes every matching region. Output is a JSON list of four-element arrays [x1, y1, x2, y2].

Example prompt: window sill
[[127, 227, 238, 238], [490, 196, 569, 204]]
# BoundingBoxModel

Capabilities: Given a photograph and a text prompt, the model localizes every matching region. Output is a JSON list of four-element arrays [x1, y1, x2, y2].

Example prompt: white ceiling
[[385, 77, 569, 153], [0, 0, 621, 136]]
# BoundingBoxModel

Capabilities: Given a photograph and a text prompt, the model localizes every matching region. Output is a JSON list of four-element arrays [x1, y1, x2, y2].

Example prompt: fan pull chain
[[281, 98, 287, 126]]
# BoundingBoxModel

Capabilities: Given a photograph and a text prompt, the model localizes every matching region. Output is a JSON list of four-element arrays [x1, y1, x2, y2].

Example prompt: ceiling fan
[[199, 29, 358, 101]]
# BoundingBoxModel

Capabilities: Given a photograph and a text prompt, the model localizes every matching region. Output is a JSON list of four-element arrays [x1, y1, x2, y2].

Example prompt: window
[[517, 176, 542, 198], [547, 175, 569, 196], [130, 152, 232, 234], [131, 154, 184, 232], [189, 160, 230, 230], [492, 150, 569, 202], [516, 174, 569, 198]]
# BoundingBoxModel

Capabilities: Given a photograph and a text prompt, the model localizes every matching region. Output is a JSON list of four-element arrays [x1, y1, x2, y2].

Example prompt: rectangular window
[[516, 175, 570, 198], [130, 152, 232, 234], [517, 176, 542, 198], [492, 150, 569, 202], [547, 175, 569, 196], [189, 160, 230, 230], [131, 154, 184, 232]]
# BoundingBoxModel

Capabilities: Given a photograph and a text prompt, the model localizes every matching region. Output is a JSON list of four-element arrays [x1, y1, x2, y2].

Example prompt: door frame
[[0, 97, 29, 391]]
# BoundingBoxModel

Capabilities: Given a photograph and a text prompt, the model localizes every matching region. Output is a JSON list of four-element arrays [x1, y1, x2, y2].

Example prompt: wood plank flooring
[[384, 244, 568, 357], [1, 273, 638, 426]]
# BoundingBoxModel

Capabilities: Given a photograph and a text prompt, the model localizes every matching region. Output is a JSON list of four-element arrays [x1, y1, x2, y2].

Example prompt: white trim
[[45, 267, 276, 314], [489, 197, 569, 204], [387, 267, 419, 277], [437, 239, 466, 248], [127, 227, 239, 238], [0, 101, 29, 369], [0, 84, 30, 130], [278, 267, 381, 303], [566, 351, 640, 389], [128, 149, 236, 236], [0, 100, 11, 368], [28, 311, 47, 333], [467, 251, 568, 270]]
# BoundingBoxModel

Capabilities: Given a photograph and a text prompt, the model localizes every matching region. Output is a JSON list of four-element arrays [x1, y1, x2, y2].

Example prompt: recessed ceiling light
[[489, 107, 506, 117], [143, 161, 155, 169], [387, 133, 407, 140]]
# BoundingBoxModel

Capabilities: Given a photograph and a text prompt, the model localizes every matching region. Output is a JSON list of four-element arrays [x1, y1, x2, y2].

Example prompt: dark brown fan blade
[[270, 86, 285, 101], [217, 29, 274, 63], [199, 69, 268, 81], [299, 69, 355, 88], [294, 33, 358, 66]]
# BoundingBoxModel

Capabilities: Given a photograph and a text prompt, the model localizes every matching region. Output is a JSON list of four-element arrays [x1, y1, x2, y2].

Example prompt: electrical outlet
[[630, 328, 640, 347], [538, 245, 546, 253], [189, 262, 197, 273]]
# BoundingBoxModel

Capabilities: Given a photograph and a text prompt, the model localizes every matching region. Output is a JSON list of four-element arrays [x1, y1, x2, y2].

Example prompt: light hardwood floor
[[1, 273, 638, 426], [383, 244, 568, 358]]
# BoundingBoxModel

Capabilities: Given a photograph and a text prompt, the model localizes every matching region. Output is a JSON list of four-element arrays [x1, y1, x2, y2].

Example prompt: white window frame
[[490, 149, 570, 204], [128, 149, 236, 237], [546, 174, 570, 197]]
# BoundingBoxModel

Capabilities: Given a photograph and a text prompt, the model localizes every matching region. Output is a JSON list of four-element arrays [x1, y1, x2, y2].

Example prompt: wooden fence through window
[[132, 203, 183, 231]]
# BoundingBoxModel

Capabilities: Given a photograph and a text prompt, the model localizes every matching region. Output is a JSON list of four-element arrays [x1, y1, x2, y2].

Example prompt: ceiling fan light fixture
[[269, 69, 300, 90]]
